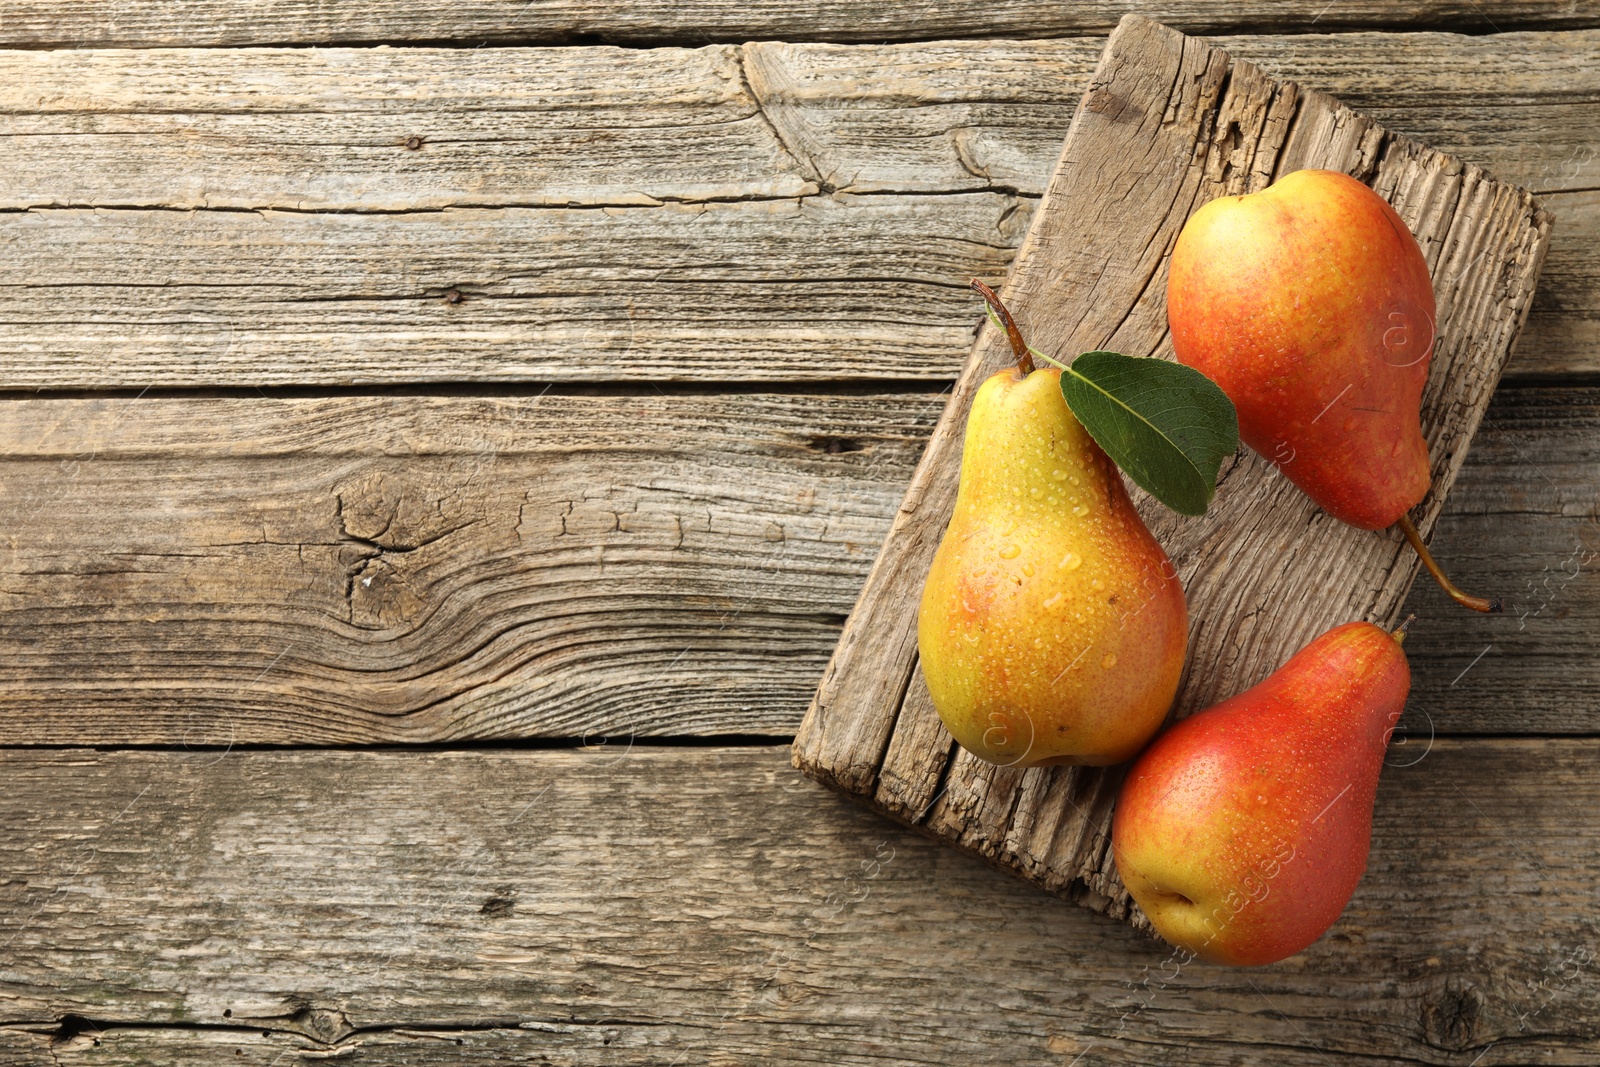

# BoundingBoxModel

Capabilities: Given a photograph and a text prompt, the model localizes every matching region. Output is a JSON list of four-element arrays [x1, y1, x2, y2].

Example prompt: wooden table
[[2, 5, 1597, 1064]]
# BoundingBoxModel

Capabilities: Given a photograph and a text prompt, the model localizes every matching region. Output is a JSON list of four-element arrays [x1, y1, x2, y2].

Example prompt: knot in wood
[[480, 885, 518, 917], [1420, 978, 1486, 1050], [290, 1006, 352, 1045], [334, 470, 471, 629]]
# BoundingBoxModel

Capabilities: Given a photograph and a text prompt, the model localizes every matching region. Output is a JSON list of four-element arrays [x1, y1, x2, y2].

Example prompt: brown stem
[[970, 278, 1034, 376], [1397, 515, 1502, 613], [1391, 613, 1416, 646]]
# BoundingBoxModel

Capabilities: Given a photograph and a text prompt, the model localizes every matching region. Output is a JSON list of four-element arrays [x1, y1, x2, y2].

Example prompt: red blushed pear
[[1168, 168, 1499, 613], [1112, 621, 1412, 967]]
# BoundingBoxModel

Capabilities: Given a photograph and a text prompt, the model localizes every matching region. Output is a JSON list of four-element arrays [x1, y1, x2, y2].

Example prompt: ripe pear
[[1113, 621, 1411, 966], [1168, 169, 1433, 531], [1167, 169, 1498, 612], [917, 284, 1187, 768]]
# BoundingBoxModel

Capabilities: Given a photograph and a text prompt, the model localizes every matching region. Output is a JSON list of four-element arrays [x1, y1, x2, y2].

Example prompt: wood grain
[[0, 391, 943, 745], [0, 8, 1590, 1064], [0, 1, 1591, 48], [739, 32, 1600, 199], [9, 34, 1595, 207], [0, 195, 1023, 386], [0, 387, 1592, 747], [0, 32, 1595, 385], [0, 45, 812, 212], [793, 14, 1553, 928], [1, 743, 1598, 1066], [1402, 388, 1600, 730]]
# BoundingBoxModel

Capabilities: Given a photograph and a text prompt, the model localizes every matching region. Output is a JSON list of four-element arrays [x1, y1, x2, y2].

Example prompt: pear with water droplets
[[917, 287, 1188, 767]]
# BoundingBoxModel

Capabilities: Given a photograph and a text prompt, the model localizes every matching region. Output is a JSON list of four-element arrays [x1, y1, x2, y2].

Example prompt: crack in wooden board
[[791, 14, 1553, 931]]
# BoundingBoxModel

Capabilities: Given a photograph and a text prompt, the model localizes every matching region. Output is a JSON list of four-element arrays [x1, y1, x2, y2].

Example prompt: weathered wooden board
[[1399, 388, 1600, 731], [1, 33, 1595, 385], [0, 7, 1591, 1066], [0, 391, 941, 744], [3, 1, 1587, 48], [10, 34, 1597, 206], [0, 196, 1023, 386], [3, 742, 1600, 1067], [0, 44, 812, 212], [0, 387, 1592, 746], [1, 744, 1598, 1066], [0, 1, 1589, 48], [793, 15, 1553, 929]]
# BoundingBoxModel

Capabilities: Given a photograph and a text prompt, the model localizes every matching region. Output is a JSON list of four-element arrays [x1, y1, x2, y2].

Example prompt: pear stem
[[1397, 514, 1502, 614], [970, 279, 1035, 376], [1391, 613, 1416, 646]]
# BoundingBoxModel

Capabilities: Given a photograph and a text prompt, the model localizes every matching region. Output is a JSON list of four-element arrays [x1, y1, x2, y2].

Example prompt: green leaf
[[1058, 351, 1239, 516]]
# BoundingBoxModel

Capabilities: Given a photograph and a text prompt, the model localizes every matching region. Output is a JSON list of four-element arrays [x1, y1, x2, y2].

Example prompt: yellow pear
[[917, 285, 1188, 767]]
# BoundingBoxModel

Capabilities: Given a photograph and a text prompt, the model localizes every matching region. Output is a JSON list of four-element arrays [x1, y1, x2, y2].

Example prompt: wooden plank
[[0, 197, 1022, 387], [0, 194, 1024, 386], [793, 15, 1552, 928], [1527, 190, 1600, 378], [0, 391, 943, 745], [1, 743, 1598, 1065], [0, 45, 816, 212], [0, 1, 1591, 48], [8, 34, 1595, 208], [0, 32, 1595, 385], [1402, 387, 1600, 728], [0, 386, 1593, 746]]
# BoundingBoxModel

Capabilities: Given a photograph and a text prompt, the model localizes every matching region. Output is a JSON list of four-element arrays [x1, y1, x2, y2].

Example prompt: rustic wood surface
[[1, 32, 1596, 386], [793, 15, 1553, 926], [2, 745, 1599, 1066], [1, 387, 1593, 745], [0, 391, 941, 743], [2, 4, 1597, 1065], [1, 1, 1593, 48]]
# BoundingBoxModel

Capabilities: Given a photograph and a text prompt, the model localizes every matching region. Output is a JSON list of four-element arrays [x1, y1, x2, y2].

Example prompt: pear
[[1168, 169, 1433, 530], [1167, 168, 1498, 613], [1112, 620, 1412, 966], [917, 284, 1187, 768]]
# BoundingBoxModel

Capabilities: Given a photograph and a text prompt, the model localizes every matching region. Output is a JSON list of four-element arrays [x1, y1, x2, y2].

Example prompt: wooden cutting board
[[791, 14, 1553, 930]]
